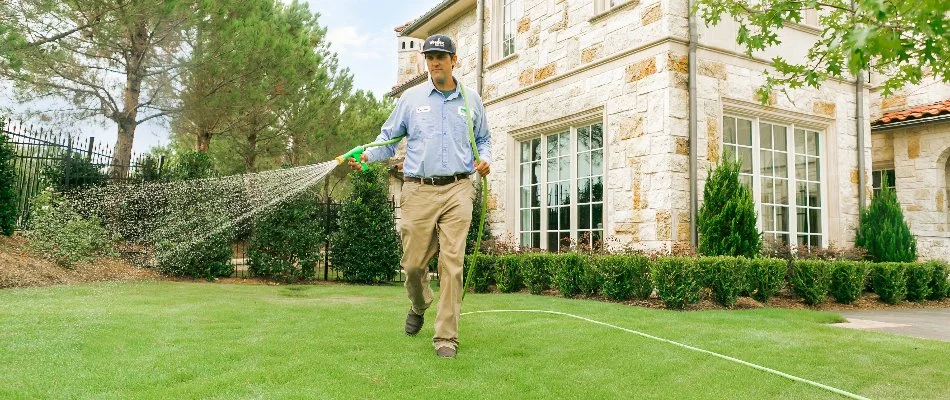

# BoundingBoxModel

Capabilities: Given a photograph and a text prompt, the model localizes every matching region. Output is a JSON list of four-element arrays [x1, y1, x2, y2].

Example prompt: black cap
[[421, 34, 456, 54]]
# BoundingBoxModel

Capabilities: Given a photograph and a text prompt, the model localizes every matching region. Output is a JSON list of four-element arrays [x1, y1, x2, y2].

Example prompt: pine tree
[[329, 165, 402, 283], [855, 175, 916, 262], [698, 157, 761, 257], [0, 130, 18, 235]]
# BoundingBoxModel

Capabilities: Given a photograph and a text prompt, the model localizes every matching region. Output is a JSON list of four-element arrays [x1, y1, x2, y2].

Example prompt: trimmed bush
[[579, 258, 603, 297], [155, 232, 233, 279], [521, 252, 553, 295], [927, 261, 950, 300], [168, 151, 216, 181], [553, 253, 586, 298], [248, 191, 325, 283], [41, 152, 108, 192], [24, 188, 114, 267], [748, 258, 787, 302], [905, 263, 934, 302], [0, 131, 17, 235], [702, 256, 748, 308], [595, 254, 652, 301], [829, 261, 869, 304], [872, 263, 908, 305], [464, 254, 495, 293], [651, 257, 702, 310], [855, 175, 916, 262], [329, 166, 401, 284], [494, 254, 524, 293], [697, 157, 761, 258], [790, 260, 833, 306]]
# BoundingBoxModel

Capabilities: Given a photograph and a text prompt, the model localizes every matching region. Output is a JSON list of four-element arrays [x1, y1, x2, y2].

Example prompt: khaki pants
[[399, 179, 474, 350]]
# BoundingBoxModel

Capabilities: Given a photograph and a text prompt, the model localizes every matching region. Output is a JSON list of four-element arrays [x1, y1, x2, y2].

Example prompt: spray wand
[[334, 135, 406, 170]]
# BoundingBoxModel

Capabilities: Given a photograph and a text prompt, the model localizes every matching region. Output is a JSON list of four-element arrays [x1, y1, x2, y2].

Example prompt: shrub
[[41, 152, 108, 192], [905, 263, 934, 302], [747, 258, 787, 302], [521, 252, 553, 295], [155, 232, 233, 279], [494, 254, 524, 293], [553, 253, 586, 298], [248, 191, 325, 282], [329, 165, 401, 284], [697, 157, 761, 258], [701, 256, 748, 308], [829, 261, 869, 304], [24, 188, 114, 267], [651, 257, 702, 310], [927, 261, 950, 301], [854, 175, 916, 262], [872, 263, 908, 305], [465, 254, 496, 293], [790, 260, 833, 305], [168, 151, 216, 181], [466, 181, 492, 253], [0, 132, 17, 235], [579, 257, 603, 297], [596, 254, 652, 301], [132, 155, 164, 183]]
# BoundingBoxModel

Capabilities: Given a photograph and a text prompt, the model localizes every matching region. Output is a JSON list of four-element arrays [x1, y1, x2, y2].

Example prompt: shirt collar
[[425, 77, 462, 100]]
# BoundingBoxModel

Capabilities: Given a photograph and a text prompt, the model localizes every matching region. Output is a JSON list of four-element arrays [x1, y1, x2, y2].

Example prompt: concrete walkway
[[834, 308, 950, 342]]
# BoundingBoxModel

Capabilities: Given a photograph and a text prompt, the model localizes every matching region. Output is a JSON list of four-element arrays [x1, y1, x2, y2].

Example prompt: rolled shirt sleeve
[[363, 97, 408, 164]]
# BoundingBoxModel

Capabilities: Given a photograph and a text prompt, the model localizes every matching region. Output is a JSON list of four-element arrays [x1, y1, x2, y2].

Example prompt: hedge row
[[464, 254, 950, 309]]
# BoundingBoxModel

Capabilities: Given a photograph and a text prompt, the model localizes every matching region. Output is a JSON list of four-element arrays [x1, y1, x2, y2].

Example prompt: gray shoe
[[436, 346, 457, 358], [405, 310, 423, 336]]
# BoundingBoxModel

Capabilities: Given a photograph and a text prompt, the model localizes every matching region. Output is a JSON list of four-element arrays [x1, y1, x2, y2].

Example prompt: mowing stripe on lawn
[[462, 309, 870, 400]]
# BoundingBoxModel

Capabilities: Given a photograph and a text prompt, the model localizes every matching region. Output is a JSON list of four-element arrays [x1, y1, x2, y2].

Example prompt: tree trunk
[[244, 130, 257, 173], [111, 120, 137, 179], [109, 20, 149, 179], [197, 130, 212, 152]]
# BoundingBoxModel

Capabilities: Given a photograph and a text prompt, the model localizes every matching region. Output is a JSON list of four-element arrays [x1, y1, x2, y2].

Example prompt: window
[[872, 169, 896, 196], [410, 41, 414, 49], [519, 123, 605, 250], [493, 0, 519, 60], [595, 0, 621, 14], [722, 116, 825, 247], [802, 8, 819, 27]]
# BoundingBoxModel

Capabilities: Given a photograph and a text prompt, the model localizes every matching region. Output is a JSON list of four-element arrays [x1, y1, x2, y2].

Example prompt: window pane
[[521, 210, 531, 230], [578, 153, 591, 177], [559, 131, 570, 155], [578, 178, 591, 203], [762, 205, 775, 231], [560, 206, 570, 229], [547, 184, 558, 206], [795, 129, 805, 153], [809, 235, 822, 248], [774, 126, 787, 151], [740, 147, 753, 174], [547, 160, 558, 182], [808, 182, 821, 207], [807, 131, 819, 155], [531, 162, 540, 185], [559, 157, 570, 181], [740, 175, 753, 190], [591, 124, 603, 149], [593, 203, 603, 229], [795, 155, 806, 180], [760, 123, 772, 148], [592, 176, 603, 202], [592, 151, 603, 175], [532, 209, 541, 231], [798, 234, 808, 246], [547, 208, 558, 230], [774, 150, 788, 177], [521, 233, 530, 247], [532, 138, 541, 161], [797, 182, 806, 206], [872, 170, 882, 188], [592, 230, 603, 247], [547, 134, 558, 158], [797, 207, 807, 232], [776, 206, 789, 231], [776, 179, 789, 204], [809, 208, 822, 233], [560, 182, 571, 205], [578, 127, 590, 152], [724, 117, 737, 144], [738, 119, 752, 146], [531, 185, 540, 207], [547, 232, 559, 250], [723, 145, 735, 161], [807, 158, 819, 182], [532, 232, 540, 248], [521, 142, 530, 161], [521, 164, 530, 184], [520, 187, 530, 207], [761, 150, 774, 176], [886, 170, 896, 188], [579, 205, 591, 229]]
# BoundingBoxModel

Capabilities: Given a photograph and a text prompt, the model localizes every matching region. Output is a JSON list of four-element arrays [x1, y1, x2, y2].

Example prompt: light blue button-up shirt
[[364, 78, 491, 178]]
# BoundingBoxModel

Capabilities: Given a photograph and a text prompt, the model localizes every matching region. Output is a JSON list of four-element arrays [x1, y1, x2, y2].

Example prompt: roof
[[873, 98, 950, 129], [386, 72, 429, 98], [394, 21, 413, 33], [396, 0, 475, 39]]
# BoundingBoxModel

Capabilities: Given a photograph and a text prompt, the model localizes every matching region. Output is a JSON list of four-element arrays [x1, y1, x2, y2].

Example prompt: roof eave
[[871, 114, 950, 132], [400, 0, 476, 39]]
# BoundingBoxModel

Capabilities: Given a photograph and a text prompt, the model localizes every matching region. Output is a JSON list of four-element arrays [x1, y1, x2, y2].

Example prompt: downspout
[[688, 0, 699, 246], [856, 71, 866, 209], [476, 0, 485, 94]]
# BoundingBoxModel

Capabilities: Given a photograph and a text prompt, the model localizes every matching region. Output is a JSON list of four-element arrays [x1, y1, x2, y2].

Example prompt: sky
[[0, 0, 442, 155]]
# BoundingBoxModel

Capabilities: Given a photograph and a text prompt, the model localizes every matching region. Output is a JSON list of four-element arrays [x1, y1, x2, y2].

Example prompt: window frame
[[493, 0, 519, 61], [871, 169, 896, 196], [721, 114, 829, 248], [516, 122, 606, 251]]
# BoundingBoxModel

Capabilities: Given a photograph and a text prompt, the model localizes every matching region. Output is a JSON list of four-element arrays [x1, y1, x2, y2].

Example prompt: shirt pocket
[[408, 106, 437, 150], [451, 106, 475, 154]]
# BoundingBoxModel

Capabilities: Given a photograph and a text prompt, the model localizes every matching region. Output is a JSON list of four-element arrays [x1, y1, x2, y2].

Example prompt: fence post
[[64, 135, 73, 190], [86, 137, 94, 159], [158, 155, 166, 178], [324, 199, 331, 281]]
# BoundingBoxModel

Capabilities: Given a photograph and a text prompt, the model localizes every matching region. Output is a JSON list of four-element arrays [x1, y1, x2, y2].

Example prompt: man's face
[[425, 52, 457, 86]]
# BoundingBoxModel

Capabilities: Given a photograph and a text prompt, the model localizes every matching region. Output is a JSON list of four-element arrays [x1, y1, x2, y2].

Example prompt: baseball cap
[[421, 34, 456, 54]]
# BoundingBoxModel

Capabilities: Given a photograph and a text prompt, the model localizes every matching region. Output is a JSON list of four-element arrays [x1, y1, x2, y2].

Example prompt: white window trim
[[591, 0, 639, 23], [722, 113, 829, 248], [492, 0, 519, 62]]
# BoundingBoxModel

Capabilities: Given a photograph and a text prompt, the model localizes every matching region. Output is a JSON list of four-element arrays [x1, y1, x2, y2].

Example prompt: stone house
[[386, 0, 950, 260]]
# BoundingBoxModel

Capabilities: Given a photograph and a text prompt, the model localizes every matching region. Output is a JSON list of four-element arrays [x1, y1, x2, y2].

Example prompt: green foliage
[[790, 260, 833, 305], [0, 131, 17, 235], [905, 263, 934, 302], [168, 151, 216, 181], [466, 181, 492, 253], [329, 165, 401, 284], [702, 256, 748, 308], [872, 263, 908, 305], [155, 233, 233, 280], [829, 261, 869, 304], [464, 254, 496, 293], [248, 191, 325, 283], [579, 258, 603, 297], [494, 255, 524, 293], [23, 188, 114, 267], [131, 155, 164, 183], [747, 258, 787, 302], [927, 261, 950, 301], [855, 177, 916, 262], [695, 0, 950, 101], [521, 252, 553, 295], [651, 257, 702, 310], [553, 253, 586, 298], [698, 158, 761, 258], [41, 152, 108, 192], [595, 254, 652, 301]]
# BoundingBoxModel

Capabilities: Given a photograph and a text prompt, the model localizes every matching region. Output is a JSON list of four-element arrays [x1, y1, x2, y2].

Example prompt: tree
[[855, 175, 916, 262], [695, 0, 950, 102], [0, 130, 18, 235], [1, 0, 196, 178], [698, 157, 761, 258]]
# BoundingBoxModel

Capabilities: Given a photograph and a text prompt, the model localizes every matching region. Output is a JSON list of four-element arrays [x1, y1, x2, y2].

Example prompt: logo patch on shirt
[[416, 106, 431, 113], [457, 106, 468, 117]]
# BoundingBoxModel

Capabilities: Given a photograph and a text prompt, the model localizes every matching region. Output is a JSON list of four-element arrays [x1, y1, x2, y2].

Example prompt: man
[[349, 34, 491, 359]]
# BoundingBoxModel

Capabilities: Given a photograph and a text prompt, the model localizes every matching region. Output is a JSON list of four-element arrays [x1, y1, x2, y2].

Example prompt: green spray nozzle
[[335, 145, 368, 171]]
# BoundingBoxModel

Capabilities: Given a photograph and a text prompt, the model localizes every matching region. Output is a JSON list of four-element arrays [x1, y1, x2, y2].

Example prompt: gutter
[[400, 0, 459, 37], [688, 0, 699, 246], [856, 72, 866, 210], [870, 114, 950, 131], [476, 0, 484, 94]]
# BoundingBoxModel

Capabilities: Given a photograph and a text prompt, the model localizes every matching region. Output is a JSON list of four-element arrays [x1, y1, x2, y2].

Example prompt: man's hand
[[347, 153, 369, 171], [475, 161, 491, 176]]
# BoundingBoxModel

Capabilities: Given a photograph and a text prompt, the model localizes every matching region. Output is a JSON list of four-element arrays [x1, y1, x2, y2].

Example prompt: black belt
[[405, 173, 469, 186]]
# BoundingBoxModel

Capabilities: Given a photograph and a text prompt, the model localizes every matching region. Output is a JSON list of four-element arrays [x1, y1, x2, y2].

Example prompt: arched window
[[401, 42, 406, 50], [410, 41, 414, 49]]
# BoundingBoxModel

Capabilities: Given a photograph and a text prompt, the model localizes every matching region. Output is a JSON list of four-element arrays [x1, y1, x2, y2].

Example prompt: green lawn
[[1, 281, 947, 399]]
